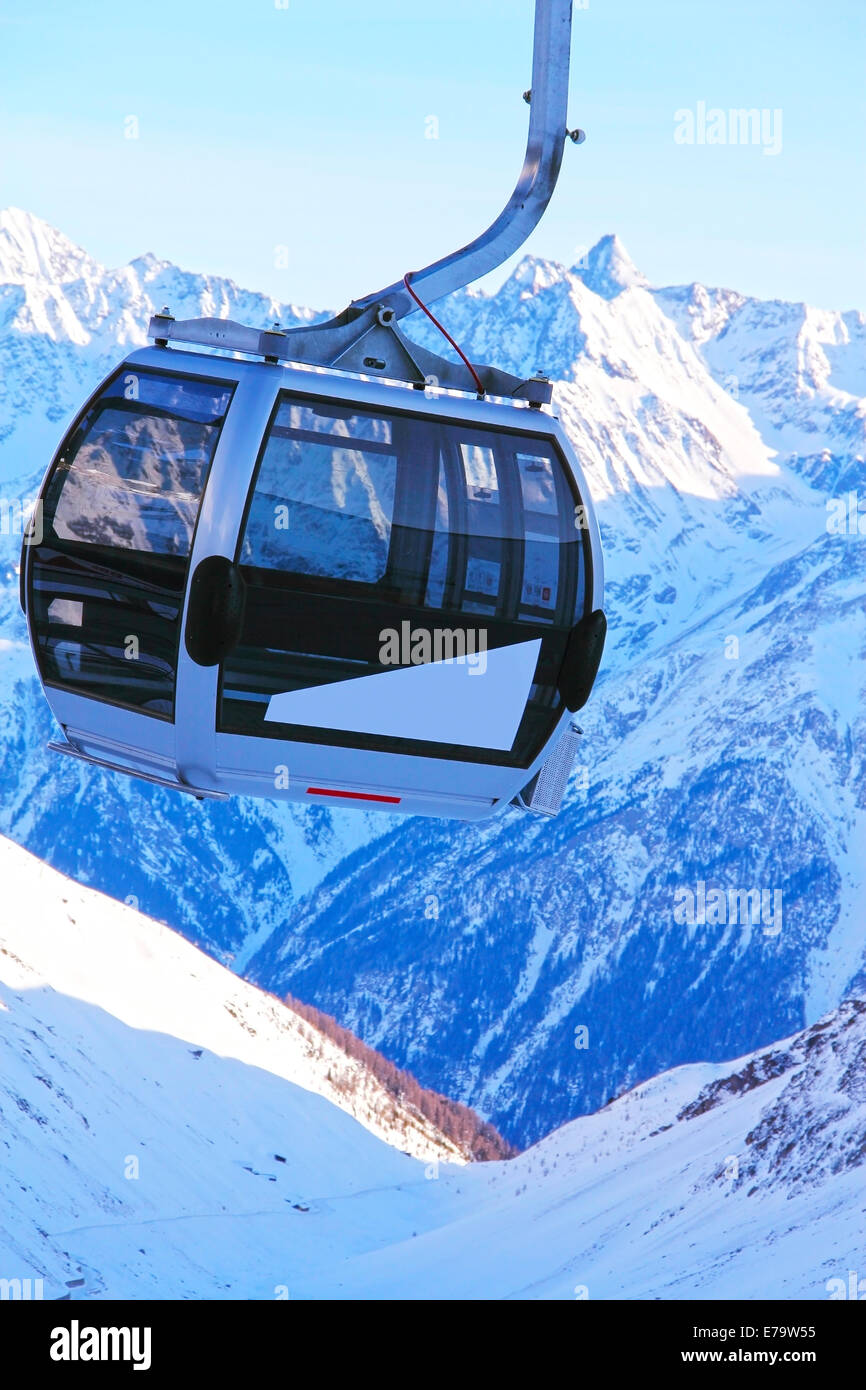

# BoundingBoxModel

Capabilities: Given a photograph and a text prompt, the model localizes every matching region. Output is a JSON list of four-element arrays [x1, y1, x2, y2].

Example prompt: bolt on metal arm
[[349, 0, 578, 321]]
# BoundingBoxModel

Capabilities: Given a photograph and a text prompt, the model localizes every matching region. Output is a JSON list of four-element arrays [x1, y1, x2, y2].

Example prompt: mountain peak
[[572, 233, 649, 299], [0, 207, 99, 286], [128, 250, 171, 281], [510, 255, 571, 294]]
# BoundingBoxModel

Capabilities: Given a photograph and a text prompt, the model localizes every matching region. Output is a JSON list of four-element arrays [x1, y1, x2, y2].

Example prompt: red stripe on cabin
[[306, 786, 401, 805]]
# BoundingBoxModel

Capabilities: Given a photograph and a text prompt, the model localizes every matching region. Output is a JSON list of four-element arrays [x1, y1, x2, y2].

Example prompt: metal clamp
[[148, 310, 553, 403]]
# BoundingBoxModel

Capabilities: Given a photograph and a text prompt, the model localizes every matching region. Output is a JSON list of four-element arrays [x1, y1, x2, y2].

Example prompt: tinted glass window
[[29, 368, 232, 717], [50, 371, 226, 554], [239, 400, 396, 584], [221, 392, 589, 766]]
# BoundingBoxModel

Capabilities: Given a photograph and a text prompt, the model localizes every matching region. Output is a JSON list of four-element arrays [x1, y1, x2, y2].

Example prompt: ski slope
[[1, 835, 863, 1300]]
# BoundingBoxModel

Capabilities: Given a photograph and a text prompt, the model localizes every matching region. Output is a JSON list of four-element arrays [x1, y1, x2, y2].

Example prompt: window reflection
[[31, 369, 232, 716]]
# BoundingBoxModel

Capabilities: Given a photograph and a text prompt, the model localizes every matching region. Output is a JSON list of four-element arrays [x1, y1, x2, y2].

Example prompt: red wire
[[402, 272, 485, 395]]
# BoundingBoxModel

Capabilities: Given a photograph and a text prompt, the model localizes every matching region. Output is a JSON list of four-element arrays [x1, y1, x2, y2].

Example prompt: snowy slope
[[307, 999, 866, 1302], [1, 209, 865, 1150], [1, 832, 863, 1300], [0, 833, 469, 1185]]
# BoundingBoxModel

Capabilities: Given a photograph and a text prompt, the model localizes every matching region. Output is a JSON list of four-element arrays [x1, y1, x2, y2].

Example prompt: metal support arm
[[349, 0, 576, 321], [147, 1, 578, 401]]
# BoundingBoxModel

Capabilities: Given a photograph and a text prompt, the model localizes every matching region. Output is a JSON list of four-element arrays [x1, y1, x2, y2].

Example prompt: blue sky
[[1, 0, 863, 312]]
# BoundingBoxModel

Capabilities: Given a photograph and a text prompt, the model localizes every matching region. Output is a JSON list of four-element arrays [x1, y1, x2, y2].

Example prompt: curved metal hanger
[[352, 0, 580, 321], [150, 1, 582, 400]]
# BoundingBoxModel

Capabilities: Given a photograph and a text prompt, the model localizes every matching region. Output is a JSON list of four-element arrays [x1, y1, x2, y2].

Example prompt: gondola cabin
[[22, 340, 605, 818]]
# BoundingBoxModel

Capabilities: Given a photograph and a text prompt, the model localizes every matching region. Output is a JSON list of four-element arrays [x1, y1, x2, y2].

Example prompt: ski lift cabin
[[23, 335, 604, 818], [21, 0, 606, 819]]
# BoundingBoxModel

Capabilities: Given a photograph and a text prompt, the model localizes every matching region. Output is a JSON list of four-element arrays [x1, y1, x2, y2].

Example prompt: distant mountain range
[[0, 207, 863, 1148]]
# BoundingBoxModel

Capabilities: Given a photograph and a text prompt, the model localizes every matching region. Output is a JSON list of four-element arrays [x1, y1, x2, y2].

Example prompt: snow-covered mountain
[[2, 832, 863, 1299], [1, 209, 864, 1150], [313, 996, 866, 1301]]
